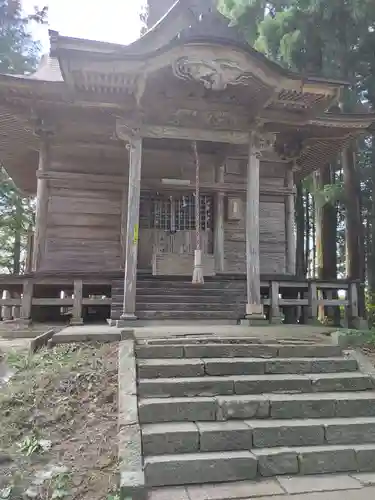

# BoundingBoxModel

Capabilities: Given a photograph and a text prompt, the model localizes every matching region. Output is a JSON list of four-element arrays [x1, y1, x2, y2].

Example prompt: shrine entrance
[[138, 192, 214, 273]]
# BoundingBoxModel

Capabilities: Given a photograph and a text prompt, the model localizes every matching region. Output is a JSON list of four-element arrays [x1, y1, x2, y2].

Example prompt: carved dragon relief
[[172, 57, 253, 91]]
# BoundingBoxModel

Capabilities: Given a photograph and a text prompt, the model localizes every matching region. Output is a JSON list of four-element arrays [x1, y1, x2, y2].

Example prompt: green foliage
[[0, 0, 47, 74], [0, 166, 34, 273]]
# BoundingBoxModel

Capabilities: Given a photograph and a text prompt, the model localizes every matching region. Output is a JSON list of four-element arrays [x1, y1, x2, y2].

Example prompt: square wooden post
[[119, 136, 143, 324], [21, 280, 33, 324], [243, 134, 265, 323], [71, 279, 84, 325], [285, 169, 296, 275], [214, 163, 225, 273], [348, 282, 368, 329], [269, 281, 283, 324], [307, 282, 319, 324]]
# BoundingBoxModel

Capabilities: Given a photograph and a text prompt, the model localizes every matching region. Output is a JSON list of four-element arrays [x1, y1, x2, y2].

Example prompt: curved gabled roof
[[49, 0, 348, 90]]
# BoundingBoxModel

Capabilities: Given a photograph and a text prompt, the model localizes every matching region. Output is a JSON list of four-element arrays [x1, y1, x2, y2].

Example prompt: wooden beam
[[116, 120, 250, 145], [37, 171, 294, 195]]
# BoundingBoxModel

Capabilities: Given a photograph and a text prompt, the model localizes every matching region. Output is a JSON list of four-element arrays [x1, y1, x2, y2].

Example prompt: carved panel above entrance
[[173, 57, 253, 91], [167, 108, 250, 130]]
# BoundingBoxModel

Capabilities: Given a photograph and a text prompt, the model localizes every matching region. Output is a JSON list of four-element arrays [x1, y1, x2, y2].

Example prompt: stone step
[[135, 295, 245, 303], [137, 337, 318, 345], [135, 343, 343, 360], [135, 281, 247, 290], [137, 357, 358, 379], [142, 418, 375, 456], [138, 392, 375, 424], [143, 444, 375, 487], [136, 303, 244, 312], [137, 311, 241, 320], [138, 373, 373, 398]]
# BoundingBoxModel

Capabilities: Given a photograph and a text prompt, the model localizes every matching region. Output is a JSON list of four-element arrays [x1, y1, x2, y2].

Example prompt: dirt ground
[[0, 342, 119, 500]]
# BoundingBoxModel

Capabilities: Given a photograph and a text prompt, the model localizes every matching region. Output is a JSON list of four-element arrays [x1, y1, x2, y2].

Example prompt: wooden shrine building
[[0, 0, 374, 326]]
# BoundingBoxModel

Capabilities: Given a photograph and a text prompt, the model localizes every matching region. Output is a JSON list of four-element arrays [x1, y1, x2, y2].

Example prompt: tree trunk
[[295, 180, 305, 277], [342, 142, 366, 316], [305, 188, 310, 276], [369, 137, 375, 322]]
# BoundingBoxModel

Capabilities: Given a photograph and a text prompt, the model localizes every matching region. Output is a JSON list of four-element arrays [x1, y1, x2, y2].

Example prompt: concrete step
[[138, 373, 373, 398], [136, 311, 241, 320], [143, 444, 375, 486], [135, 343, 343, 360], [137, 357, 358, 378], [142, 418, 375, 456], [138, 392, 375, 424]]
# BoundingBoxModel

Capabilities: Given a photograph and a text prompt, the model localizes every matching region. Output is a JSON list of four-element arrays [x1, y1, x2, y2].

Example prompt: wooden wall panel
[[224, 196, 286, 275], [41, 178, 122, 271]]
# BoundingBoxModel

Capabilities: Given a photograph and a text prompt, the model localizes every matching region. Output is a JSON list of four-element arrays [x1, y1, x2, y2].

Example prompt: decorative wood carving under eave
[[143, 108, 252, 131], [116, 118, 251, 144], [64, 44, 339, 99]]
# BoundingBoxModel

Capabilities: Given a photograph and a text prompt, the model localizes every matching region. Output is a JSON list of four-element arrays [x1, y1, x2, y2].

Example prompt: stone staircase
[[135, 336, 375, 495], [111, 277, 246, 321]]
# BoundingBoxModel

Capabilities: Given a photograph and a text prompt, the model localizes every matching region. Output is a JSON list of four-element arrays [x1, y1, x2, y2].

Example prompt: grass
[[0, 342, 119, 500]]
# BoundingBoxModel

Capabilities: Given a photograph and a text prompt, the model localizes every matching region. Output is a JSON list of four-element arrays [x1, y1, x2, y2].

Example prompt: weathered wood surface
[[43, 184, 122, 272], [121, 137, 142, 319], [285, 168, 296, 274], [139, 229, 212, 269], [33, 134, 51, 271], [225, 199, 286, 274], [245, 139, 262, 315]]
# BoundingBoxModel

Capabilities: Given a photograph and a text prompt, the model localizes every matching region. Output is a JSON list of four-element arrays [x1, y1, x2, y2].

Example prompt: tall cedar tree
[[0, 1, 47, 273], [220, 0, 375, 303]]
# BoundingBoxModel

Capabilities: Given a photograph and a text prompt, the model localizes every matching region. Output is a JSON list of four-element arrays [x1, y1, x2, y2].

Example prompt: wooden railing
[[0, 273, 114, 325], [259, 279, 361, 326], [0, 273, 364, 326]]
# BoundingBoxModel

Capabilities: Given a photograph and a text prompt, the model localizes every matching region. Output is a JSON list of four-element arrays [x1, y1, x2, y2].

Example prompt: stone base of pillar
[[17, 318, 32, 326], [306, 318, 322, 326], [117, 314, 138, 328], [269, 315, 283, 325], [240, 315, 268, 326], [351, 317, 369, 330], [70, 317, 84, 326], [241, 304, 267, 325]]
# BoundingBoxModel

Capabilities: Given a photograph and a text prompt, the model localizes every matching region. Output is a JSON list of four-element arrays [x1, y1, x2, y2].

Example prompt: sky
[[22, 0, 144, 52]]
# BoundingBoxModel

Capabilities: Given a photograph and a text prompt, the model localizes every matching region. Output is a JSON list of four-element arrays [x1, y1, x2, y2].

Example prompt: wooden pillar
[[71, 279, 84, 325], [1, 290, 12, 321], [245, 135, 264, 320], [120, 186, 129, 269], [120, 137, 143, 322], [269, 281, 282, 324], [307, 282, 318, 324], [286, 169, 296, 275], [25, 225, 34, 274], [214, 163, 225, 273], [32, 133, 51, 272], [12, 292, 21, 320], [21, 280, 33, 323], [348, 281, 368, 329]]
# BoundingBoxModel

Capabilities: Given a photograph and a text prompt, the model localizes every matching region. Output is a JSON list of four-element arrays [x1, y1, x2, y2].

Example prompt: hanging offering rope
[[191, 141, 204, 284]]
